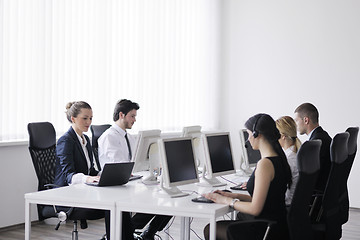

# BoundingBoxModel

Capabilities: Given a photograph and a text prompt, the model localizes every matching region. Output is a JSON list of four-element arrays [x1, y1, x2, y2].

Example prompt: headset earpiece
[[253, 129, 259, 138], [252, 115, 261, 138]]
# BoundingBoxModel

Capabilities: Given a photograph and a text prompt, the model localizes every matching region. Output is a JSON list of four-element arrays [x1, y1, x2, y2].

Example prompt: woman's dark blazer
[[54, 127, 98, 187]]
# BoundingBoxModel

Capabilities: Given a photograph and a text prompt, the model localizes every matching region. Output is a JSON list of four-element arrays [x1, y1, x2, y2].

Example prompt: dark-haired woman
[[203, 113, 291, 240]]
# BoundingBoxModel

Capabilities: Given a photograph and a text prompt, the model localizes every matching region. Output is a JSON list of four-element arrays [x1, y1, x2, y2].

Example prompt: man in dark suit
[[294, 103, 332, 192]]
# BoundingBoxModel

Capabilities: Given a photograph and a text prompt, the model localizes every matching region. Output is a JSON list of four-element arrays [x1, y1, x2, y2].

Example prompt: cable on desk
[[182, 190, 199, 195], [219, 176, 238, 185]]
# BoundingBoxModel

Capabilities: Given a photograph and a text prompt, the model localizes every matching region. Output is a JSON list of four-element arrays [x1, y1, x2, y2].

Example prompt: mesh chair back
[[90, 124, 111, 171], [317, 132, 349, 239], [28, 122, 57, 220], [28, 122, 57, 191], [288, 140, 321, 240]]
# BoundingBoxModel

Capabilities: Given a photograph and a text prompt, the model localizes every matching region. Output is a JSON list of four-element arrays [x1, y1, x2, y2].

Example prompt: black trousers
[[132, 213, 172, 233], [105, 211, 134, 240], [105, 212, 172, 239]]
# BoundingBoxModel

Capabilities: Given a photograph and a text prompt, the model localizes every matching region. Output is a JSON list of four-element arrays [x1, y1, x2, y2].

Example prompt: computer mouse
[[222, 189, 232, 193]]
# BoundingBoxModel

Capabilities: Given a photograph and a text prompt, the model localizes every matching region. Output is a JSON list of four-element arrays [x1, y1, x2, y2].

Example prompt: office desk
[[25, 184, 124, 240], [25, 175, 239, 240], [115, 183, 231, 240]]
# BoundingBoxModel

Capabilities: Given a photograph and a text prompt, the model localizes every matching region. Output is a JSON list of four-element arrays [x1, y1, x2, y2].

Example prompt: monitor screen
[[158, 137, 199, 197], [164, 139, 198, 185], [240, 129, 261, 166], [204, 132, 235, 178]]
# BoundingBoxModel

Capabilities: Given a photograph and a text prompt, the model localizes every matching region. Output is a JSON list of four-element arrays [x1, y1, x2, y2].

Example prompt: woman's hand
[[86, 176, 100, 183], [203, 192, 233, 205]]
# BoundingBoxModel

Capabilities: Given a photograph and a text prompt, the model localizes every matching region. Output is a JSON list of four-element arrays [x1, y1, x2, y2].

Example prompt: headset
[[252, 115, 263, 138]]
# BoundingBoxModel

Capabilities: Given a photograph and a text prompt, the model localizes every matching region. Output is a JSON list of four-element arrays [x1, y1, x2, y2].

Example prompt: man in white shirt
[[98, 99, 171, 240], [98, 102, 137, 168]]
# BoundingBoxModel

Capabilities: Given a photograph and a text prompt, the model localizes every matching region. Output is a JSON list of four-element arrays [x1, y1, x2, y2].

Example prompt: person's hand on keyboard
[[86, 176, 100, 183]]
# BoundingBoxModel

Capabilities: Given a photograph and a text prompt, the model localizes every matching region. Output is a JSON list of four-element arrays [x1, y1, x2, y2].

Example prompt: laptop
[[86, 162, 134, 187]]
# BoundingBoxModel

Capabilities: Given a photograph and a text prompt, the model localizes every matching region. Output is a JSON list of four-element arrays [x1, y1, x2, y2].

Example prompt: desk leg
[[180, 217, 190, 240], [209, 217, 216, 240], [115, 211, 122, 240], [25, 200, 31, 240]]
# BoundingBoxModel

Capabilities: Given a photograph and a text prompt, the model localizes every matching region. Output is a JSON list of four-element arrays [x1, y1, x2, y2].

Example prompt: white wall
[[221, 1, 360, 207], [0, 143, 38, 228]]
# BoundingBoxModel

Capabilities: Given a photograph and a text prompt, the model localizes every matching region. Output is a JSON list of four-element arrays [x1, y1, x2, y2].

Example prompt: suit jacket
[[310, 126, 332, 192], [54, 127, 98, 187]]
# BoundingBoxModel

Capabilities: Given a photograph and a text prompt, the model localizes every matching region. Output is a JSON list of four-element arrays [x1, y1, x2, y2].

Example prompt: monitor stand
[[235, 164, 254, 177], [142, 172, 159, 185], [197, 177, 226, 187], [142, 146, 161, 185], [197, 166, 226, 187], [159, 180, 189, 198]]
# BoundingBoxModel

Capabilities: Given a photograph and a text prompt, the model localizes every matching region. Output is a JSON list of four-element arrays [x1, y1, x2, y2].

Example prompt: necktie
[[124, 133, 132, 161]]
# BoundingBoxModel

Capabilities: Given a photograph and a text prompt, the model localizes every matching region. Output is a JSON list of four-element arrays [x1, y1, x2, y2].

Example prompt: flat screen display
[[206, 134, 235, 174], [242, 130, 261, 165], [164, 139, 198, 184]]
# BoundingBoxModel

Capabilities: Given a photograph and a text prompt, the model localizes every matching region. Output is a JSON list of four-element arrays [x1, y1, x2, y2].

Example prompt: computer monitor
[[182, 125, 202, 138], [238, 129, 261, 176], [158, 137, 199, 198], [200, 132, 236, 187], [132, 129, 162, 184], [181, 126, 205, 170]]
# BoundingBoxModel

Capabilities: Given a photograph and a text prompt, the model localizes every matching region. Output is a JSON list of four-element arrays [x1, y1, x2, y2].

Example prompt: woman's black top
[[247, 156, 289, 240]]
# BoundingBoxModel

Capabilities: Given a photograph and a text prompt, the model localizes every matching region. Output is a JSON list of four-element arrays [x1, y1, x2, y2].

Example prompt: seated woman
[[276, 116, 301, 206], [203, 113, 292, 240], [54, 101, 132, 239]]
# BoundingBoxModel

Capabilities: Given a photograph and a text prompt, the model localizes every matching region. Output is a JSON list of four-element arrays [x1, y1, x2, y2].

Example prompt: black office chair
[[90, 124, 111, 171], [311, 132, 349, 240], [28, 122, 58, 221], [339, 127, 359, 224], [226, 219, 275, 240], [287, 139, 321, 240], [28, 122, 88, 240]]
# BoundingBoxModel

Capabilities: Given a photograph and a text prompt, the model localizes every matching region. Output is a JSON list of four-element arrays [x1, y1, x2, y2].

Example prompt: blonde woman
[[276, 116, 301, 206]]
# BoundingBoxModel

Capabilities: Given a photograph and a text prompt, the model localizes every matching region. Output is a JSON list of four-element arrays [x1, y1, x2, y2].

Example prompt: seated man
[[98, 99, 172, 240], [294, 102, 332, 192]]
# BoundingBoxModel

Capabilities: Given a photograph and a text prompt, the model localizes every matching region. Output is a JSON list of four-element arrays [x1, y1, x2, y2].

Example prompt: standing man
[[98, 99, 171, 240], [294, 102, 332, 192]]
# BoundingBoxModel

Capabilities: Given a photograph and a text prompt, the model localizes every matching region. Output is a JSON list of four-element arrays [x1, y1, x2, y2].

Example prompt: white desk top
[[25, 173, 248, 240], [25, 174, 240, 215]]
